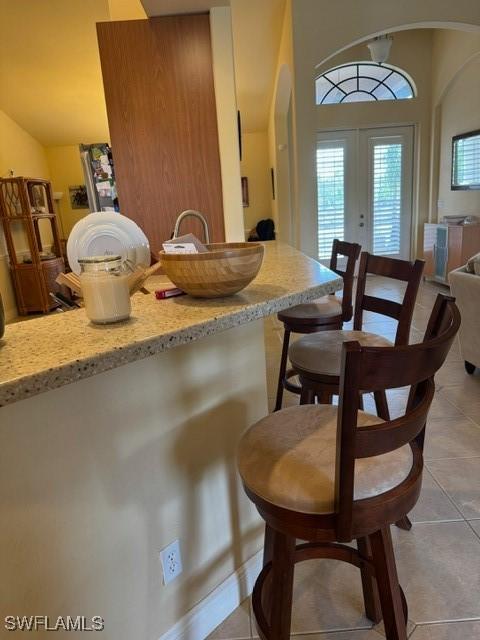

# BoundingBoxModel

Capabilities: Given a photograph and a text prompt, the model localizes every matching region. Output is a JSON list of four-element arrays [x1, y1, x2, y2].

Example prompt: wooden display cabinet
[[424, 222, 480, 284], [0, 177, 66, 314]]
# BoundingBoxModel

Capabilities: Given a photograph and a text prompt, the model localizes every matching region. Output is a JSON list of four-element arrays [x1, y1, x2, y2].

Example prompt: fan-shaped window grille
[[316, 62, 415, 105]]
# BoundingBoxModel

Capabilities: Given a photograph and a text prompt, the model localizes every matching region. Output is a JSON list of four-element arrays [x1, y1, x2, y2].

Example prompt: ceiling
[[0, 0, 284, 146], [230, 0, 286, 132]]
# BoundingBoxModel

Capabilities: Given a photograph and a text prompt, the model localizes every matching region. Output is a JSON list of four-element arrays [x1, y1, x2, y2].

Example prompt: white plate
[[67, 212, 150, 274]]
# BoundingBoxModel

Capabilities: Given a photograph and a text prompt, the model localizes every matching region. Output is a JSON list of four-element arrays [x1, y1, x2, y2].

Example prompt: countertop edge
[[0, 277, 342, 408]]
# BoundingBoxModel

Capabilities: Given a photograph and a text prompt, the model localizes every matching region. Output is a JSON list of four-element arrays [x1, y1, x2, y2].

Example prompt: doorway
[[316, 125, 414, 262]]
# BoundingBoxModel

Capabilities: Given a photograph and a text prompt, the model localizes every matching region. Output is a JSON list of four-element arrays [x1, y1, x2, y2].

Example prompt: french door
[[316, 126, 414, 262]]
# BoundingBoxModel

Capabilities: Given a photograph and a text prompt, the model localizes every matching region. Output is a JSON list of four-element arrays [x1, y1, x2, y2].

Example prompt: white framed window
[[315, 62, 416, 105]]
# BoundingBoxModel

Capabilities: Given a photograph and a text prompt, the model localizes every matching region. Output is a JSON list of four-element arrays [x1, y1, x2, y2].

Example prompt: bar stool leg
[[269, 530, 296, 639], [317, 391, 333, 404], [300, 385, 315, 404], [261, 524, 276, 624], [369, 527, 407, 640], [275, 329, 291, 411], [374, 390, 390, 421], [357, 537, 382, 624]]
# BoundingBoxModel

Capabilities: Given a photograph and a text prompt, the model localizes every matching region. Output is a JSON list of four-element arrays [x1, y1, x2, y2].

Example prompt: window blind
[[316, 145, 345, 260], [372, 143, 402, 256], [453, 133, 480, 187]]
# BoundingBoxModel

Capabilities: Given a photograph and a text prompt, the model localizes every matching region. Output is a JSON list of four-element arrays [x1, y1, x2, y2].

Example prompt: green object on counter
[[0, 293, 4, 339]]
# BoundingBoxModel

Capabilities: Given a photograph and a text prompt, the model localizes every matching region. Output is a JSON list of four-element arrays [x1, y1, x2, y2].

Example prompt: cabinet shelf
[[424, 222, 480, 283], [0, 177, 66, 314]]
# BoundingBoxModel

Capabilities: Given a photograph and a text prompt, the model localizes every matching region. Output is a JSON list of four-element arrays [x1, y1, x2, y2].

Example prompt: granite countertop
[[0, 242, 342, 407]]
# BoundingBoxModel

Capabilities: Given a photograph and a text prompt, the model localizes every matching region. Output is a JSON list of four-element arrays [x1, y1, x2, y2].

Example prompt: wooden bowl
[[159, 242, 264, 298]]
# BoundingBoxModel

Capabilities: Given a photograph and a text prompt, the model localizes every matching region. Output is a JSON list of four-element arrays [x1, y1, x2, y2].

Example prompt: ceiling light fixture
[[367, 34, 393, 64]]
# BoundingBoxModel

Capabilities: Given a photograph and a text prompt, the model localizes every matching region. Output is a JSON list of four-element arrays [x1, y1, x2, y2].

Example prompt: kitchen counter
[[0, 242, 341, 407], [0, 242, 341, 639]]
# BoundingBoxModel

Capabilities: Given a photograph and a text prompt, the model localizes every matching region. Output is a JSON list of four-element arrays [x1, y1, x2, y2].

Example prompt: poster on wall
[[69, 185, 89, 209]]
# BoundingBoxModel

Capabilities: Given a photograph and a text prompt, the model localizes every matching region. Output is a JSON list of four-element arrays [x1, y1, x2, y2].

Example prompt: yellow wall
[[241, 132, 272, 233], [210, 7, 245, 242], [268, 0, 294, 238], [0, 110, 50, 179], [45, 145, 89, 238], [0, 110, 51, 321]]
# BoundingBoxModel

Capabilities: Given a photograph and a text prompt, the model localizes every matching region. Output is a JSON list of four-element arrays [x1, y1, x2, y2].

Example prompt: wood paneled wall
[[97, 15, 225, 254]]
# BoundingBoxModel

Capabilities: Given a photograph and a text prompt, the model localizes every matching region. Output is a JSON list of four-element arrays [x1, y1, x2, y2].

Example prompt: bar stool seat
[[238, 404, 412, 515], [277, 296, 342, 326], [289, 330, 392, 379]]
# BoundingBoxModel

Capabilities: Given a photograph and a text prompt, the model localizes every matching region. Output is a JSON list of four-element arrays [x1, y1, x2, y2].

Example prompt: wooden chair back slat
[[353, 252, 424, 345], [329, 239, 361, 322], [355, 379, 435, 457], [335, 294, 460, 540], [361, 295, 403, 320]]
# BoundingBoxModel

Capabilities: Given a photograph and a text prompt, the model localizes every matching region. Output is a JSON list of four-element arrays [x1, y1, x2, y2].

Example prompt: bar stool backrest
[[329, 239, 361, 322], [353, 252, 425, 345], [335, 294, 460, 540]]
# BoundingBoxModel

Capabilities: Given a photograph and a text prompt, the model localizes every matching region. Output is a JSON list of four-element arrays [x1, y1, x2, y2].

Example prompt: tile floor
[[208, 277, 480, 640]]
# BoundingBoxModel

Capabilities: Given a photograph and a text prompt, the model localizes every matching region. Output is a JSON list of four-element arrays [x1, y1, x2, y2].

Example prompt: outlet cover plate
[[160, 539, 183, 585]]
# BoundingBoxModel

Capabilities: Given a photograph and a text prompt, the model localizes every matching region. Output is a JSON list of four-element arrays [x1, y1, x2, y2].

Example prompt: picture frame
[[241, 177, 249, 208], [69, 184, 89, 209]]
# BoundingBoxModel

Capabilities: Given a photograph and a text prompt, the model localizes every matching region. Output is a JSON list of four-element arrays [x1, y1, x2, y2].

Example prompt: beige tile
[[288, 558, 373, 634], [409, 468, 463, 523], [208, 599, 251, 640], [456, 402, 480, 427], [427, 458, 480, 519], [468, 519, 480, 537], [428, 391, 464, 420], [251, 559, 375, 637], [439, 376, 480, 408], [424, 416, 480, 461], [392, 522, 480, 623], [435, 361, 480, 388], [291, 630, 384, 639], [375, 618, 416, 637], [409, 620, 480, 639]]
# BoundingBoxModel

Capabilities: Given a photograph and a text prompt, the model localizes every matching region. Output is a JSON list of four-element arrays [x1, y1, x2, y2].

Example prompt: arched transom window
[[315, 62, 416, 105]]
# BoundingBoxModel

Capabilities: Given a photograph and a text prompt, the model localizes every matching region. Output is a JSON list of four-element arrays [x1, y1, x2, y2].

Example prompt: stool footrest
[[251, 540, 408, 640], [283, 368, 302, 395]]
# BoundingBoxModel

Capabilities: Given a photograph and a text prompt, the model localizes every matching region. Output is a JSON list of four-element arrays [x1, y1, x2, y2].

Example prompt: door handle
[[359, 222, 365, 227]]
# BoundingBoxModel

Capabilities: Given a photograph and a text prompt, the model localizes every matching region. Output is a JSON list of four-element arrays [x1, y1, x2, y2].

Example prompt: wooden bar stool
[[289, 252, 424, 418], [237, 294, 460, 640], [274, 239, 361, 411]]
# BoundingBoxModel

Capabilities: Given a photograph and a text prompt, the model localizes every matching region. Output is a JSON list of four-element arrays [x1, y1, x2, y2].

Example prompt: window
[[452, 130, 480, 190], [315, 62, 415, 105], [316, 143, 345, 259]]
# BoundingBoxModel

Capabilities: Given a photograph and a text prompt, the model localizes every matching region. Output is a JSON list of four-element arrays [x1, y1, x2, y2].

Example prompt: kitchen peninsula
[[0, 243, 341, 639]]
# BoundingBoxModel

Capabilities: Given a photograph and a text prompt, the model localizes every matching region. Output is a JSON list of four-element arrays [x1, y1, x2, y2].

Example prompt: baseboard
[[158, 550, 262, 640]]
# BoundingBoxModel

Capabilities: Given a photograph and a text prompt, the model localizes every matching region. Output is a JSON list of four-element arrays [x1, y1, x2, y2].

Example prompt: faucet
[[173, 210, 210, 244]]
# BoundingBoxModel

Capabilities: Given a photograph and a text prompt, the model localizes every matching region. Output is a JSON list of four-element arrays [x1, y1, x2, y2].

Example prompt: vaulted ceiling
[[0, 0, 285, 146]]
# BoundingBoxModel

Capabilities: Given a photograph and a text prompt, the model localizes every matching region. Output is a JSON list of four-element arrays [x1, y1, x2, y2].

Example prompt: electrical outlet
[[159, 539, 183, 585]]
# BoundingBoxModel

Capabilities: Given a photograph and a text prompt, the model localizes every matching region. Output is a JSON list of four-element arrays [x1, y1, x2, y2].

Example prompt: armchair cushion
[[449, 266, 480, 368]]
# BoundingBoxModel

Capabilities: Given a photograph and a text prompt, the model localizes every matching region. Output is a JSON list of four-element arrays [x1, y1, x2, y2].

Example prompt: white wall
[[437, 55, 480, 219], [430, 29, 480, 223], [313, 30, 433, 259], [289, 0, 480, 258], [0, 320, 267, 640]]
